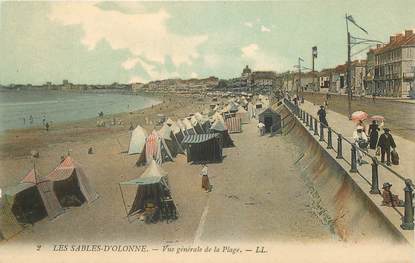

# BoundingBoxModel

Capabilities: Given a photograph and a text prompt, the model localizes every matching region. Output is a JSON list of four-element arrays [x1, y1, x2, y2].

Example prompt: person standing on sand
[[23, 117, 26, 125], [29, 115, 33, 124], [200, 164, 211, 193], [45, 122, 49, 131]]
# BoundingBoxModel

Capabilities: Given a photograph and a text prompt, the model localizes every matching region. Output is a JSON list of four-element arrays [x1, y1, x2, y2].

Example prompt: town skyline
[[1, 1, 414, 86]]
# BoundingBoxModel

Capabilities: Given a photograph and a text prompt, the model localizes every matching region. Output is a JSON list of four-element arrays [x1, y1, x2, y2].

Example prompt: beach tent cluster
[[127, 98, 254, 165], [0, 156, 98, 240]]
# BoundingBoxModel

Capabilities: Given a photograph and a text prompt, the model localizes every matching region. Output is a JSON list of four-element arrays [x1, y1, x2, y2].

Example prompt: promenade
[[297, 100, 415, 244]]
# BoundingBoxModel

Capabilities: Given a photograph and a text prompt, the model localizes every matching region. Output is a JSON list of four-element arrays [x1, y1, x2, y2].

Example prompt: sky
[[0, 1, 414, 85]]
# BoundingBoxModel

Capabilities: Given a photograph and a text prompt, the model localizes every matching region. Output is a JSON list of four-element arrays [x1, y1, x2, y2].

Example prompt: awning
[[120, 176, 163, 185], [181, 133, 220, 144]]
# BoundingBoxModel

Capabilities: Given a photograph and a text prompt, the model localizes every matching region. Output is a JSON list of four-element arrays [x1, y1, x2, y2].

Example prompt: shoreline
[[0, 93, 208, 166]]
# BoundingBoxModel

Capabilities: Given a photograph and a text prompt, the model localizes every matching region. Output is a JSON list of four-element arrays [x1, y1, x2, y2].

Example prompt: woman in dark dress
[[368, 120, 380, 149]]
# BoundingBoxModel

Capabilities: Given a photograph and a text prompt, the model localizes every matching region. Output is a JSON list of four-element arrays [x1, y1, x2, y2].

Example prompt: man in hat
[[381, 182, 403, 207], [317, 105, 328, 127], [377, 128, 396, 166]]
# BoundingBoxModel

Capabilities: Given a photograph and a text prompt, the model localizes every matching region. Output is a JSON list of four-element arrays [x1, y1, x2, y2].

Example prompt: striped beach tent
[[137, 130, 173, 166], [225, 116, 241, 133]]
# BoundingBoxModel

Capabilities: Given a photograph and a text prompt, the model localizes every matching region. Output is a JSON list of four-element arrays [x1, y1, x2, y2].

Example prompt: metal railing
[[283, 98, 414, 231]]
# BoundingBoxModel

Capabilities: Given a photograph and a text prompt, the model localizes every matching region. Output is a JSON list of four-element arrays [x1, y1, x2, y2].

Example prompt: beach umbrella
[[369, 115, 385, 121], [351, 111, 368, 122]]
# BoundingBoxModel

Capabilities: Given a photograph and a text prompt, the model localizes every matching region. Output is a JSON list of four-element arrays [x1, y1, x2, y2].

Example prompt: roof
[[46, 156, 78, 181], [258, 107, 279, 116], [20, 168, 43, 184], [181, 133, 220, 144], [120, 160, 167, 185], [375, 33, 415, 54]]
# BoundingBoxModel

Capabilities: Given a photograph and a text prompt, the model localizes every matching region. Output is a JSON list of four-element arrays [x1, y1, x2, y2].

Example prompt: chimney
[[376, 44, 381, 48], [390, 36, 395, 42], [405, 30, 413, 37]]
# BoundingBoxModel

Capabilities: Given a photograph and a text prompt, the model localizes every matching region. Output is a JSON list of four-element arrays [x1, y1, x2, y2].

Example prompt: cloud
[[244, 21, 253, 28], [121, 57, 140, 70], [136, 58, 180, 81], [261, 25, 271, 32], [241, 43, 259, 57], [241, 43, 282, 71], [49, 2, 208, 69]]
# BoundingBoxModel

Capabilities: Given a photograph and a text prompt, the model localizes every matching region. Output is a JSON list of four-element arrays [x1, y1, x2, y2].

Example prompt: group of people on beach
[[23, 114, 50, 131]]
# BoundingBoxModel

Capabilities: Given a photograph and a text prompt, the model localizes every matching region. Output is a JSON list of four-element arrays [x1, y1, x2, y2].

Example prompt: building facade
[[372, 30, 415, 97]]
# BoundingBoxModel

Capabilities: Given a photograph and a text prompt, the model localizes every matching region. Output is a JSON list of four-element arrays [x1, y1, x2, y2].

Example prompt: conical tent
[[210, 118, 234, 148], [46, 157, 99, 207], [182, 118, 196, 135], [157, 124, 184, 157], [170, 122, 184, 144], [176, 120, 187, 136], [20, 168, 64, 220], [119, 160, 177, 221], [166, 118, 175, 127], [128, 125, 147, 155], [190, 116, 204, 134], [137, 131, 174, 166]]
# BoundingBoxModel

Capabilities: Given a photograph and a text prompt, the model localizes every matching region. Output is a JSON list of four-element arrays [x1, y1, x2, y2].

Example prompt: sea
[[0, 90, 161, 132]]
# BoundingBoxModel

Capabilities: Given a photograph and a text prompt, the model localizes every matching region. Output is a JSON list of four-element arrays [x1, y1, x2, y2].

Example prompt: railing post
[[401, 179, 414, 230], [305, 113, 309, 126], [369, 157, 380, 194], [319, 123, 324, 141], [350, 144, 358, 173], [336, 134, 343, 159], [327, 128, 333, 149], [303, 111, 307, 124], [313, 118, 318, 136], [309, 116, 313, 131]]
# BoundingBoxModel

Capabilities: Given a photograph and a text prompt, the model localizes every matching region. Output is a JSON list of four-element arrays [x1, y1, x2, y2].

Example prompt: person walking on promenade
[[29, 115, 33, 125], [372, 93, 376, 104], [200, 164, 211, 193], [357, 119, 367, 134], [317, 105, 328, 127], [368, 120, 380, 150], [353, 126, 368, 166], [377, 128, 396, 166]]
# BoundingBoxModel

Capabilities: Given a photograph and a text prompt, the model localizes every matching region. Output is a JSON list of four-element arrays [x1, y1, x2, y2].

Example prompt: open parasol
[[351, 111, 368, 122], [369, 115, 385, 121]]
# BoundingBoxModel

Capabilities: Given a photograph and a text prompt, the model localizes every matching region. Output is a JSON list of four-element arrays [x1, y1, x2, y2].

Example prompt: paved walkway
[[298, 100, 415, 244]]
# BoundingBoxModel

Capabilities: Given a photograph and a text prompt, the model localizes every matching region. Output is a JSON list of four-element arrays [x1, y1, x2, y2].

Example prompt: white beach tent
[[128, 125, 148, 155]]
